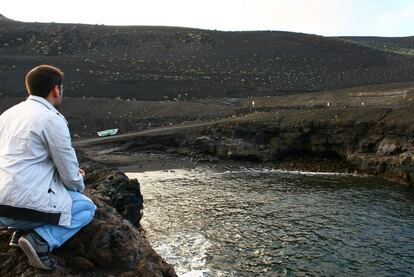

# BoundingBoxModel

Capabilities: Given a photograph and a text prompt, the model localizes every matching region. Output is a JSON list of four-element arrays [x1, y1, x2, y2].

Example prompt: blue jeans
[[0, 191, 96, 250]]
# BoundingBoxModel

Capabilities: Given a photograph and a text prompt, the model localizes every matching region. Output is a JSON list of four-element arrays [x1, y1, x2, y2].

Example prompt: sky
[[1, 0, 414, 37]]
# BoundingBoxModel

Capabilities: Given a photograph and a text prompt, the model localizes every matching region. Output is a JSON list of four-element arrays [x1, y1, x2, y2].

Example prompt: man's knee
[[69, 192, 96, 218], [79, 196, 96, 218]]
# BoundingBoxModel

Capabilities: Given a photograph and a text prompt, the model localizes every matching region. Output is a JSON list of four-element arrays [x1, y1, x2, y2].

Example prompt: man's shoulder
[[2, 99, 65, 127], [0, 101, 28, 122], [47, 111, 68, 127], [1, 100, 25, 114]]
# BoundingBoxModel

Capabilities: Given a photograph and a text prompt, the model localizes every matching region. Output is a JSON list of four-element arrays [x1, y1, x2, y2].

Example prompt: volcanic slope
[[1, 82, 412, 138], [338, 36, 414, 56], [0, 14, 15, 23], [0, 17, 413, 100]]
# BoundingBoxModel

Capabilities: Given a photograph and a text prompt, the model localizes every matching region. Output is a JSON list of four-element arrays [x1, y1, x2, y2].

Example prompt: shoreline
[[90, 151, 393, 185], [84, 149, 354, 173]]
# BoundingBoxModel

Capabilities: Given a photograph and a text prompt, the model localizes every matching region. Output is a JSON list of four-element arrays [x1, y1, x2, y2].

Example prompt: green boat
[[97, 128, 118, 137]]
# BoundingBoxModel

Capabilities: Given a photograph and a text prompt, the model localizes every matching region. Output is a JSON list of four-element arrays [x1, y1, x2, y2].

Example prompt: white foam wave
[[179, 269, 212, 277], [213, 168, 357, 176], [150, 232, 213, 276]]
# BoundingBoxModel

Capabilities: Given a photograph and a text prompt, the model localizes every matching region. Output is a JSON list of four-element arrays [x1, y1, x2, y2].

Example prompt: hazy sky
[[2, 0, 414, 36]]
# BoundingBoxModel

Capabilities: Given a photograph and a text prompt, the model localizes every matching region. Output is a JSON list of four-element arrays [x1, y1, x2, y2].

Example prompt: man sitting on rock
[[0, 65, 96, 270]]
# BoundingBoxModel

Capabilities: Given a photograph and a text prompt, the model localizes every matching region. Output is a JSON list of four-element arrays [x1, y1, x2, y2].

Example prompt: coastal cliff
[[79, 105, 414, 187], [185, 107, 414, 185], [0, 154, 176, 277]]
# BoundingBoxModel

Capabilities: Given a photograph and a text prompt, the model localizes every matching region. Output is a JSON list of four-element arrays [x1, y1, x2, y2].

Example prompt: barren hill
[[0, 14, 14, 23], [338, 36, 414, 56], [0, 18, 413, 100]]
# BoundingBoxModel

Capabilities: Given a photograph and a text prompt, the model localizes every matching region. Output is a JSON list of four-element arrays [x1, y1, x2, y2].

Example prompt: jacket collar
[[26, 95, 68, 125], [27, 95, 59, 113]]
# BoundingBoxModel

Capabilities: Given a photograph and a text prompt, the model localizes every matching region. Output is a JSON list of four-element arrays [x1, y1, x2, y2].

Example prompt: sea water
[[127, 166, 414, 276]]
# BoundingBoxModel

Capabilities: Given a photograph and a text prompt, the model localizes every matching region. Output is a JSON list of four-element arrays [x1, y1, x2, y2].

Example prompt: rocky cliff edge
[[0, 153, 176, 277]]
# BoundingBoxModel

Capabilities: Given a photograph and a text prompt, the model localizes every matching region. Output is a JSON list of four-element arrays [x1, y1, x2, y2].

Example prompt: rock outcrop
[[82, 106, 414, 186], [0, 155, 176, 277], [79, 155, 144, 228], [185, 107, 414, 185]]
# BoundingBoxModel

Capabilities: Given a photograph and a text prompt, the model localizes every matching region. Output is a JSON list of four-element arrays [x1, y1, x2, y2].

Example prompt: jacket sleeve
[[43, 115, 85, 193]]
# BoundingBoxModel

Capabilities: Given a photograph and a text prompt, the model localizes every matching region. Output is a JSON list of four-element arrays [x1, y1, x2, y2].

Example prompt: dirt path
[[73, 121, 218, 147]]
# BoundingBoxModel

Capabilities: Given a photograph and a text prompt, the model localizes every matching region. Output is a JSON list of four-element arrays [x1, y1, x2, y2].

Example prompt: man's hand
[[79, 168, 86, 177]]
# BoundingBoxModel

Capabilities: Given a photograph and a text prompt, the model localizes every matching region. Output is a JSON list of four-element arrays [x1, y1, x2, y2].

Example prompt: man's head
[[25, 65, 64, 107]]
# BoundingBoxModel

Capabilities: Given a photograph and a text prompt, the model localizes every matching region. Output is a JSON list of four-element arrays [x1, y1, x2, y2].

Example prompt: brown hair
[[25, 65, 64, 98]]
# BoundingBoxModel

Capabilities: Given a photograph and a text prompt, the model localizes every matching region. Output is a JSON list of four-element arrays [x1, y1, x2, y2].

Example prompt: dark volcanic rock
[[186, 107, 414, 185], [0, 156, 176, 277], [79, 154, 143, 227]]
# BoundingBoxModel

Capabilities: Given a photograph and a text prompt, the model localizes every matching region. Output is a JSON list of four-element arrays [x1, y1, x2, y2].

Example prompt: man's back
[[0, 98, 54, 167], [0, 95, 83, 226], [0, 98, 55, 204]]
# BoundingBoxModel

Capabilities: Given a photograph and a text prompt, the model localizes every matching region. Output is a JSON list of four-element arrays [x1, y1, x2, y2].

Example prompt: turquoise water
[[127, 167, 414, 276]]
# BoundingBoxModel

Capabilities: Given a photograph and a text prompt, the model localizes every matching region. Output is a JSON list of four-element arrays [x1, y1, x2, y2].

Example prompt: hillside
[[0, 14, 14, 23], [0, 19, 413, 100], [339, 36, 414, 56], [0, 82, 413, 138]]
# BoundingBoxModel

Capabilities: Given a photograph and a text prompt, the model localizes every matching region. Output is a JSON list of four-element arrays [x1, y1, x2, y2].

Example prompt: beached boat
[[97, 128, 118, 137]]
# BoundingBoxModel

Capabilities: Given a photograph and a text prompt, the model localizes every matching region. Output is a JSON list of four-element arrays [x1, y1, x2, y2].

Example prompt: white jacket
[[0, 95, 84, 226]]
